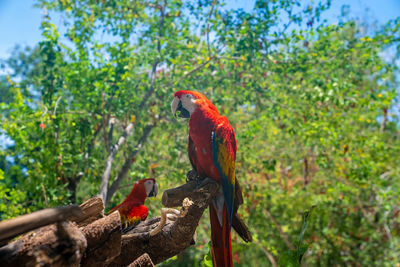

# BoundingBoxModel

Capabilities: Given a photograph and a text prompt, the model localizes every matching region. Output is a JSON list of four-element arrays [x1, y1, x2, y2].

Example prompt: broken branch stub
[[75, 197, 105, 227]]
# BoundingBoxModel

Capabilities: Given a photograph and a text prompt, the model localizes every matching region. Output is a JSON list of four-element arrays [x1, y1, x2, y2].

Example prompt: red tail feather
[[210, 204, 232, 267]]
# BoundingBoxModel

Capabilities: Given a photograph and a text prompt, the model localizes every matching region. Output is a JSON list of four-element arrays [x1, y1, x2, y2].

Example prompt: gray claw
[[186, 169, 201, 182]]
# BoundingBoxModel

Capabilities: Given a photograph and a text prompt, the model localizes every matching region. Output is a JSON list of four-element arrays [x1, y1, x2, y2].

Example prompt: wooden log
[[80, 211, 121, 267], [0, 221, 87, 267], [107, 178, 219, 266], [0, 205, 83, 243], [75, 197, 105, 227]]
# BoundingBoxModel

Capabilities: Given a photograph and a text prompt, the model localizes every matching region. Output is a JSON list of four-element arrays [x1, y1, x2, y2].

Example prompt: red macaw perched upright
[[171, 90, 251, 267], [108, 178, 158, 229]]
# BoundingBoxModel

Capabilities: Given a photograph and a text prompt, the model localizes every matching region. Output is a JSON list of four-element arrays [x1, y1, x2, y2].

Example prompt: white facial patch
[[144, 180, 156, 196], [180, 94, 197, 114]]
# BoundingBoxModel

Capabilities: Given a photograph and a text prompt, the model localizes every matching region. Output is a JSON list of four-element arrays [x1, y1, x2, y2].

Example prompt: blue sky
[[0, 0, 399, 60]]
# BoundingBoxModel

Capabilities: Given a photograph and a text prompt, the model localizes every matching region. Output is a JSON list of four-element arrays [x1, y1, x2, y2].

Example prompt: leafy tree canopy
[[0, 0, 399, 265]]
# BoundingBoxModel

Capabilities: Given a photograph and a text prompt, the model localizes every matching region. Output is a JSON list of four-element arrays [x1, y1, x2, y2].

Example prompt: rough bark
[[75, 197, 105, 227], [0, 221, 87, 267], [80, 211, 121, 267]]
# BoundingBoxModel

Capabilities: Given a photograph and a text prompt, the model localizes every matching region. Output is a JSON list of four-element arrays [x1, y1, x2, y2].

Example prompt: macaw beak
[[171, 97, 190, 118], [148, 183, 158, 197]]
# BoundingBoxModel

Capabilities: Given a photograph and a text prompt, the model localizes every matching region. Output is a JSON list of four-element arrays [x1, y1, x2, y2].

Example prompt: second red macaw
[[172, 90, 251, 267], [108, 178, 158, 229]]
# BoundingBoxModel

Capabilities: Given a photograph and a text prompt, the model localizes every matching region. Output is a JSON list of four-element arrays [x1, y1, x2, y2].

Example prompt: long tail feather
[[232, 178, 252, 242], [210, 204, 232, 267], [232, 213, 252, 242]]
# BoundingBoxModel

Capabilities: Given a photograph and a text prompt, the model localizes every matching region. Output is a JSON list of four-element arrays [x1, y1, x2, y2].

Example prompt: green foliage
[[1, 0, 399, 266], [203, 242, 213, 267], [279, 208, 314, 266]]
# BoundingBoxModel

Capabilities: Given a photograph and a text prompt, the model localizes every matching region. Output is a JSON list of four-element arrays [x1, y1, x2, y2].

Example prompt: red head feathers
[[171, 90, 219, 118]]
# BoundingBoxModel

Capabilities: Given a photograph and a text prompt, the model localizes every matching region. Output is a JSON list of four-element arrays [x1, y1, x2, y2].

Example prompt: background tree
[[0, 0, 399, 266]]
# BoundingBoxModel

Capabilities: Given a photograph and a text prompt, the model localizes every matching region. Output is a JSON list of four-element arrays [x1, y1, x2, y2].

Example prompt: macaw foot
[[194, 176, 213, 191], [122, 225, 134, 234], [121, 219, 141, 234], [186, 169, 201, 182]]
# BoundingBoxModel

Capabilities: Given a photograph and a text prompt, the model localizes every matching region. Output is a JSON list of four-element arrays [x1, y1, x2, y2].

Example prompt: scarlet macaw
[[171, 90, 251, 267], [108, 178, 158, 229]]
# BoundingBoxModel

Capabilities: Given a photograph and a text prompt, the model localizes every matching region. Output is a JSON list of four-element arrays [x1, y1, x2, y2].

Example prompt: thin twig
[[254, 239, 278, 267], [265, 207, 296, 250], [108, 117, 115, 152], [206, 0, 216, 54], [84, 120, 105, 159], [53, 95, 62, 116], [380, 108, 387, 133], [41, 104, 48, 117], [0, 205, 83, 242], [41, 183, 49, 208], [165, 55, 218, 89]]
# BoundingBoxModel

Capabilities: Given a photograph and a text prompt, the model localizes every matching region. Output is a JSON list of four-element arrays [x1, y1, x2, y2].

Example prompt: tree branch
[[108, 117, 115, 152], [206, 0, 216, 54], [380, 107, 388, 133], [0, 205, 83, 243], [264, 208, 295, 250], [98, 0, 167, 201], [84, 120, 105, 160], [254, 239, 278, 267], [0, 221, 87, 267], [105, 124, 155, 205], [165, 54, 218, 89]]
